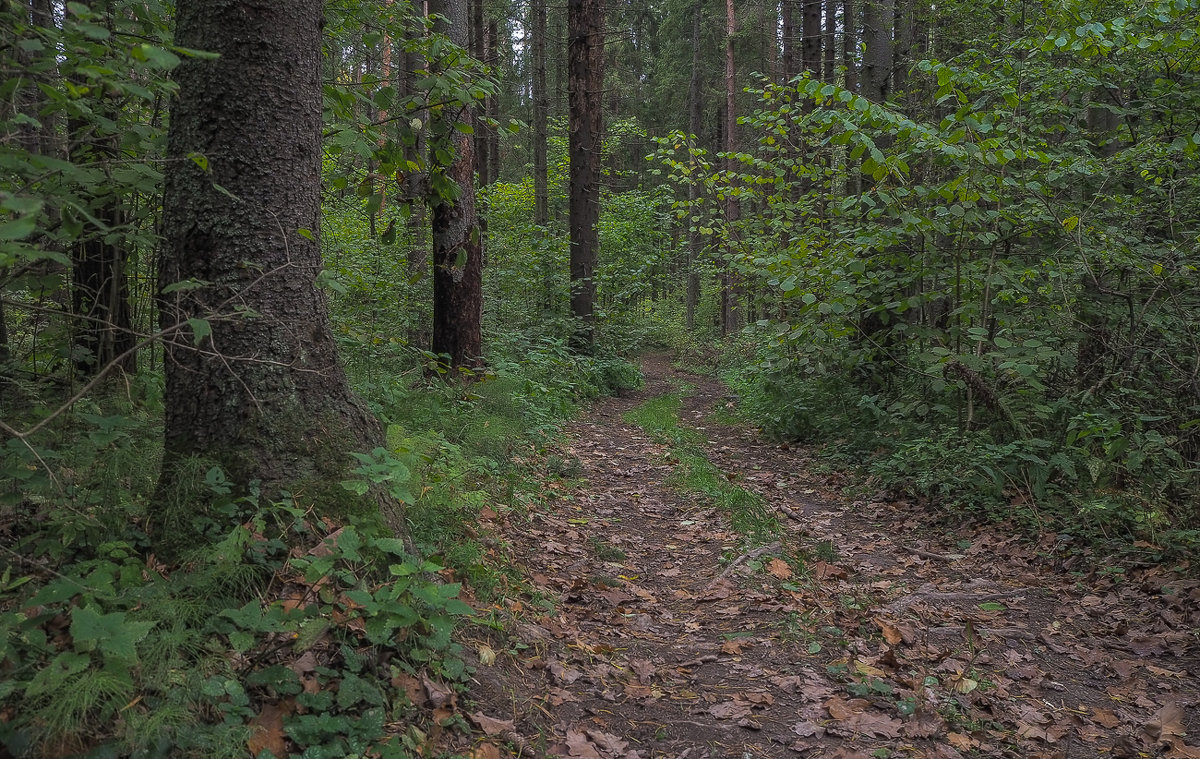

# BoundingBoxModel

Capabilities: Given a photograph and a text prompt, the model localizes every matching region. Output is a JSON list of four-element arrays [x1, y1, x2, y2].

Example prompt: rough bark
[[721, 0, 740, 336], [843, 0, 857, 94], [471, 0, 489, 185], [824, 0, 836, 83], [568, 0, 603, 352], [403, 0, 431, 349], [862, 0, 893, 104], [893, 0, 914, 102], [160, 0, 404, 539], [486, 18, 500, 183], [781, 0, 796, 81], [428, 0, 484, 369], [532, 0, 549, 227], [685, 0, 703, 330], [803, 0, 822, 80]]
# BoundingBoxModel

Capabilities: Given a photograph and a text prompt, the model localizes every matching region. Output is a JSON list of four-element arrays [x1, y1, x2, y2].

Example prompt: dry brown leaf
[[247, 700, 293, 758], [564, 729, 601, 759], [825, 696, 869, 720], [792, 720, 825, 738], [841, 712, 902, 739], [422, 674, 455, 708], [767, 558, 793, 579], [471, 743, 503, 759], [392, 672, 424, 706], [813, 560, 849, 581], [721, 638, 748, 655], [709, 700, 752, 720], [1164, 737, 1200, 759], [586, 729, 631, 755], [1147, 703, 1187, 741], [469, 712, 515, 737], [902, 711, 946, 738], [1090, 707, 1121, 729], [946, 732, 976, 751], [875, 617, 904, 645]]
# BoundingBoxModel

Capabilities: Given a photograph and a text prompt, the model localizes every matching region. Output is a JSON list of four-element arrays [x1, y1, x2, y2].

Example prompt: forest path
[[462, 355, 1199, 759]]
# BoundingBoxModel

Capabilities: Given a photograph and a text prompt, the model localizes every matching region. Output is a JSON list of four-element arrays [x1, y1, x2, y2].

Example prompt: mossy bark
[[157, 0, 406, 543]]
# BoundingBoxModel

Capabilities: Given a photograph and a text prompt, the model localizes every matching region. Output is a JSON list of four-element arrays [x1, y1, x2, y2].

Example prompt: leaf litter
[[462, 355, 1199, 758]]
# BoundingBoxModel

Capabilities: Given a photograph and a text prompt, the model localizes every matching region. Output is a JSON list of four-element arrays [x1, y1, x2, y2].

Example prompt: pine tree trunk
[[721, 0, 740, 336], [471, 0, 489, 185], [567, 0, 603, 352], [428, 0, 484, 369], [824, 0, 836, 83], [782, 0, 796, 80], [532, 0, 549, 227], [160, 0, 404, 539], [685, 0, 703, 330], [862, 0, 893, 104]]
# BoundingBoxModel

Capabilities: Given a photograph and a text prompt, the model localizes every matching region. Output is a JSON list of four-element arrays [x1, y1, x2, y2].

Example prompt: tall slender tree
[[685, 0, 703, 330], [567, 0, 604, 351], [532, 0, 549, 227], [427, 0, 484, 369], [721, 0, 739, 335], [159, 0, 404, 537]]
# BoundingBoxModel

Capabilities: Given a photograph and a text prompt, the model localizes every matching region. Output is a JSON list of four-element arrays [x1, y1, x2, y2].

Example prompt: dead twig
[[712, 541, 782, 583]]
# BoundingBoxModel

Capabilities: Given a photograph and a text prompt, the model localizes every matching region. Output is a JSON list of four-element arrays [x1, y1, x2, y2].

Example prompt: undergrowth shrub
[[1, 486, 472, 758]]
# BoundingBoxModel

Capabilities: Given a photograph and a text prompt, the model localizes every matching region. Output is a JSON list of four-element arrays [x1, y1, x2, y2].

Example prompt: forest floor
[[453, 355, 1199, 759]]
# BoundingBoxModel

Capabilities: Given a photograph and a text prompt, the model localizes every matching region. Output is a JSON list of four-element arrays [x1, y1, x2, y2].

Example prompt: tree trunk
[[824, 0, 836, 83], [568, 0, 603, 352], [685, 0, 703, 330], [721, 0, 740, 336], [532, 0, 549, 227], [893, 0, 914, 103], [428, 0, 484, 369], [781, 0, 796, 80], [471, 0, 489, 185], [486, 18, 500, 183], [862, 0, 893, 103], [803, 0, 822, 80], [160, 0, 404, 538], [405, 0, 430, 348], [843, 0, 857, 94]]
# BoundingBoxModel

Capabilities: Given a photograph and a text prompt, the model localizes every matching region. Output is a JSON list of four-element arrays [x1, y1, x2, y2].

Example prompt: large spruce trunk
[[159, 0, 404, 537]]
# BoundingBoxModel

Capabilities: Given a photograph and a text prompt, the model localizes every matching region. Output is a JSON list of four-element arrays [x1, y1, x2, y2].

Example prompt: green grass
[[623, 391, 780, 543]]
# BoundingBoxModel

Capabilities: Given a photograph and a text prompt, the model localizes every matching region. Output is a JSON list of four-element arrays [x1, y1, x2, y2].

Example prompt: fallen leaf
[[902, 710, 946, 738], [947, 732, 976, 751], [767, 558, 793, 579], [247, 700, 293, 758], [1090, 707, 1121, 729], [469, 712, 515, 737], [392, 673, 424, 706], [825, 696, 869, 720], [422, 675, 455, 708], [1147, 703, 1187, 741], [839, 711, 902, 739], [875, 617, 904, 645], [564, 729, 601, 759], [471, 743, 502, 759], [792, 720, 825, 738]]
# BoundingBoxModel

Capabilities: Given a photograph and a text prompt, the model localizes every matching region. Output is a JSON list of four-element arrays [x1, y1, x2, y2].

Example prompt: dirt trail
[[464, 356, 1199, 759]]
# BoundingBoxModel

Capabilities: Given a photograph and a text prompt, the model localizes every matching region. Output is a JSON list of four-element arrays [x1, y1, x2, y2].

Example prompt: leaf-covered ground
[[459, 356, 1199, 758]]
